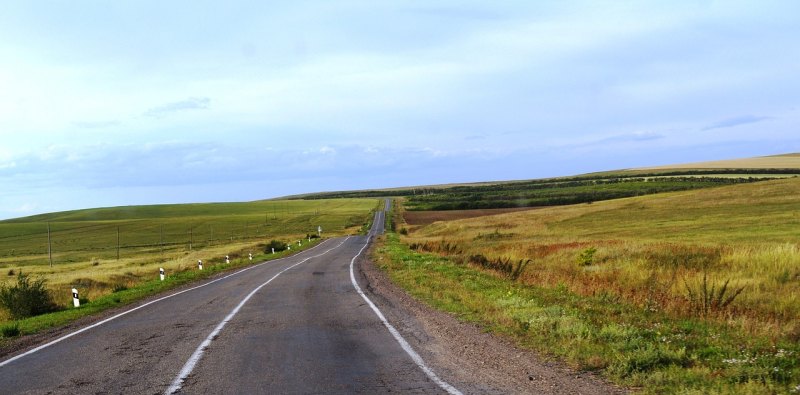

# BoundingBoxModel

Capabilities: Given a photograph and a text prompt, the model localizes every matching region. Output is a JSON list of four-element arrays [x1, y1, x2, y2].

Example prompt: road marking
[[0, 238, 336, 368], [349, 225, 463, 395], [164, 237, 351, 394]]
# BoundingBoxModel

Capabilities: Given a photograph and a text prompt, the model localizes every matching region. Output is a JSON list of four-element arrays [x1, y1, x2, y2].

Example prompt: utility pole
[[210, 225, 214, 246], [47, 222, 53, 268], [116, 226, 120, 261], [189, 228, 193, 251], [160, 225, 164, 256]]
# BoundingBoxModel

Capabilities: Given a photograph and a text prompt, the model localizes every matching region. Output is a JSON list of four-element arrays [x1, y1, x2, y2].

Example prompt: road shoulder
[[356, 238, 627, 395]]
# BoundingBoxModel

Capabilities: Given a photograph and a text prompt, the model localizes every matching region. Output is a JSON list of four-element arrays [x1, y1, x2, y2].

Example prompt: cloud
[[72, 120, 120, 129], [144, 97, 210, 118], [702, 115, 771, 131], [597, 131, 665, 144], [11, 203, 38, 214]]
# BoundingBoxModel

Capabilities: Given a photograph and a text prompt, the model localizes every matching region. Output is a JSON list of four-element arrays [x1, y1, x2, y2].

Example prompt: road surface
[[0, 201, 458, 394]]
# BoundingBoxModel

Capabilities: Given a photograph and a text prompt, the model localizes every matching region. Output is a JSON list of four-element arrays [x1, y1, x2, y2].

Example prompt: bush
[[0, 273, 59, 319], [1, 323, 20, 338], [576, 247, 597, 266], [7, 269, 14, 276], [265, 240, 288, 253]]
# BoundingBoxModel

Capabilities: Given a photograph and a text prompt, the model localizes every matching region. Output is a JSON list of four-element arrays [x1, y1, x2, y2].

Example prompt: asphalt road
[[0, 201, 457, 394]]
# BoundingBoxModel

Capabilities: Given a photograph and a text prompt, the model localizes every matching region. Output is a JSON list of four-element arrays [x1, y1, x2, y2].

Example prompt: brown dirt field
[[403, 207, 540, 226]]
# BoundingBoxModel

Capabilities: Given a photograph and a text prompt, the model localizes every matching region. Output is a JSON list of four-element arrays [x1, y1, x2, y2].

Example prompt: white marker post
[[248, 253, 253, 261], [271, 248, 275, 254], [160, 268, 165, 281], [298, 240, 301, 247], [198, 259, 203, 270], [318, 226, 322, 237], [72, 288, 80, 308], [225, 255, 230, 264]]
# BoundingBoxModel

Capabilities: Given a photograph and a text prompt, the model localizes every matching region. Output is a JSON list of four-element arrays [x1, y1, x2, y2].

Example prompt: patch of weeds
[[1, 322, 20, 337], [609, 344, 689, 379], [467, 254, 530, 280], [112, 283, 128, 293], [576, 247, 597, 266], [474, 230, 516, 241], [684, 272, 745, 317]]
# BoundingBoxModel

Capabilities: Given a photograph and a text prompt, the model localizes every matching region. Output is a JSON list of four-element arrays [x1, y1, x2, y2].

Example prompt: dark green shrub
[[0, 273, 59, 319], [1, 323, 20, 338], [265, 240, 288, 253], [577, 247, 597, 266], [7, 269, 14, 276], [399, 228, 408, 235]]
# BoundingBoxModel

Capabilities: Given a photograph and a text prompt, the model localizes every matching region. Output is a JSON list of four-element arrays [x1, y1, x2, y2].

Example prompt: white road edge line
[[164, 236, 351, 394], [349, 232, 463, 395], [0, 238, 337, 368]]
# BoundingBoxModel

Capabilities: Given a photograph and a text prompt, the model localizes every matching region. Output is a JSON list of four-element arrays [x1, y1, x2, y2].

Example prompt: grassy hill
[[295, 153, 800, 211], [380, 177, 800, 393], [0, 199, 377, 307], [638, 152, 800, 170]]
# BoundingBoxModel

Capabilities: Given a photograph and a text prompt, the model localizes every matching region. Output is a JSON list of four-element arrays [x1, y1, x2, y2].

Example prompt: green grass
[[375, 233, 800, 394], [0, 198, 377, 335], [384, 179, 800, 393], [0, 199, 373, 263], [0, 238, 326, 343]]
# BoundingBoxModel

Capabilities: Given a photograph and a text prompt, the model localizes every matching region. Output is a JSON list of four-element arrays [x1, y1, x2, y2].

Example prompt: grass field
[[639, 153, 800, 170], [403, 207, 540, 225], [381, 178, 800, 393], [0, 198, 378, 323]]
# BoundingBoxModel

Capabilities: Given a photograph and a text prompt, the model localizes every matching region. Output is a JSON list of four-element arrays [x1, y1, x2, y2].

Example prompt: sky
[[1, 1, 799, 219]]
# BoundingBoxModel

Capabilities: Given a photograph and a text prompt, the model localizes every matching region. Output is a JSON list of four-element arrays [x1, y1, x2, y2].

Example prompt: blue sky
[[1, 1, 799, 219]]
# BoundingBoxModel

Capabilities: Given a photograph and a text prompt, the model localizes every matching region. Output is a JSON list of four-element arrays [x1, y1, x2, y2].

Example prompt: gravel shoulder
[[356, 239, 628, 395]]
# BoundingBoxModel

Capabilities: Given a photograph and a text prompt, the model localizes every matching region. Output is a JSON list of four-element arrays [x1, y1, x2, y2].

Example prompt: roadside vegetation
[[0, 198, 377, 342], [376, 178, 800, 393]]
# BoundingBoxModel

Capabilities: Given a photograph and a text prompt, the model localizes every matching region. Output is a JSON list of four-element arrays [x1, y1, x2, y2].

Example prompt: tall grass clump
[[1, 322, 20, 338], [684, 272, 745, 317], [0, 272, 60, 319]]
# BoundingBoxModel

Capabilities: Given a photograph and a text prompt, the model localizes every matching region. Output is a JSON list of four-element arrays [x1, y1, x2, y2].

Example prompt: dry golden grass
[[401, 178, 800, 337], [639, 152, 800, 170]]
